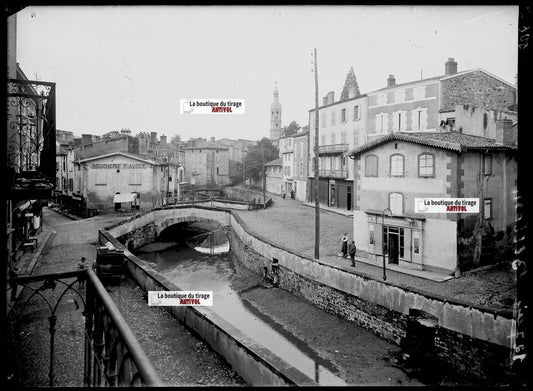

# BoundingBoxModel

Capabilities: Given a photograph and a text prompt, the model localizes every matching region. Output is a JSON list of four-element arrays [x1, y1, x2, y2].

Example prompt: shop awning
[[113, 193, 136, 203]]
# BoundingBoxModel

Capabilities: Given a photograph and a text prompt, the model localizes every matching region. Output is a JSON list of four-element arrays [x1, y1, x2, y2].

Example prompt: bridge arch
[[155, 216, 228, 238]]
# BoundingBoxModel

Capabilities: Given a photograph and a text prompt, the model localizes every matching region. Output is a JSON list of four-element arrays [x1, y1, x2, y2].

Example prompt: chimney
[[326, 91, 335, 105], [81, 134, 92, 146], [210, 136, 215, 142], [160, 135, 167, 145], [150, 132, 157, 144], [322, 96, 328, 105], [445, 57, 458, 76], [495, 118, 515, 146], [387, 74, 396, 88]]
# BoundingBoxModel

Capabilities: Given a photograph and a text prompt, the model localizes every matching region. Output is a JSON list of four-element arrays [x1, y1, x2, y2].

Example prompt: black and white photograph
[[2, 4, 529, 387]]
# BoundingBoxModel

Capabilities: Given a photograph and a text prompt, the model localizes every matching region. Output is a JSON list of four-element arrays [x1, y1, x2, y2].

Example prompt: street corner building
[[347, 119, 517, 275], [74, 152, 178, 213]]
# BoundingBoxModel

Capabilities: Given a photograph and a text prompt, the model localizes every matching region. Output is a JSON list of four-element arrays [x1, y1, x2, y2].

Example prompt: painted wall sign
[[91, 163, 148, 169]]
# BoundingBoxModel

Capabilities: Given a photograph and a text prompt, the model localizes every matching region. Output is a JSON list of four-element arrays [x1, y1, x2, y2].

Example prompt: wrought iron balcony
[[7, 78, 57, 200], [318, 143, 349, 155], [318, 169, 349, 178]]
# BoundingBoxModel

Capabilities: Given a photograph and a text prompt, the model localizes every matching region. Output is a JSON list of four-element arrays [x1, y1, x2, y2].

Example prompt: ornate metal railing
[[318, 169, 349, 178], [7, 78, 56, 180], [7, 269, 162, 387], [318, 143, 349, 154]]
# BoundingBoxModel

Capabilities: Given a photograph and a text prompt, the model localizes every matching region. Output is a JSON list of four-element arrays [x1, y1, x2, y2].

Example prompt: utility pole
[[211, 150, 215, 207], [243, 151, 246, 188], [261, 142, 266, 208], [313, 48, 320, 259]]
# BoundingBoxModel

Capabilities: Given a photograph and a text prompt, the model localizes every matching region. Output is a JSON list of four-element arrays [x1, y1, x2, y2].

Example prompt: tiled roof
[[183, 141, 229, 150], [348, 131, 517, 157], [264, 157, 283, 166]]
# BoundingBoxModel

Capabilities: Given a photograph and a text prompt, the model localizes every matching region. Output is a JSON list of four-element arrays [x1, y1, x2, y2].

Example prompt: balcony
[[319, 169, 348, 178], [7, 78, 56, 200], [318, 143, 349, 155]]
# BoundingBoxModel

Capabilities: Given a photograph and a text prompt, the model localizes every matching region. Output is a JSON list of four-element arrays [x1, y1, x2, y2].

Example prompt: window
[[129, 171, 141, 185], [63, 160, 66, 171], [353, 105, 360, 121], [369, 224, 375, 244], [69, 178, 73, 191], [330, 134, 336, 145], [484, 154, 492, 175], [390, 154, 404, 177], [393, 111, 406, 132], [483, 113, 488, 130], [341, 131, 347, 145], [484, 198, 492, 220], [331, 111, 336, 126], [77, 177, 81, 192], [413, 231, 420, 254], [395, 90, 406, 103], [288, 138, 292, 146], [321, 135, 326, 146], [389, 193, 403, 215], [341, 108, 346, 122], [62, 177, 67, 191], [216, 167, 220, 175], [365, 155, 378, 177], [321, 112, 326, 127], [300, 162, 304, 176], [418, 153, 434, 177], [376, 113, 388, 133], [56, 177, 60, 189]]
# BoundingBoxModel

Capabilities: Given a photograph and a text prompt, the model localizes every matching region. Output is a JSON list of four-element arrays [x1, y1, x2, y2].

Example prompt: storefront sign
[[91, 163, 148, 169]]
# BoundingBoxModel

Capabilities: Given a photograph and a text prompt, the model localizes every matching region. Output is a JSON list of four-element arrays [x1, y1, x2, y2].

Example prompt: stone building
[[182, 141, 230, 187], [264, 157, 283, 195], [292, 131, 309, 202], [348, 115, 517, 275], [74, 152, 179, 214], [366, 58, 516, 143], [307, 77, 368, 212]]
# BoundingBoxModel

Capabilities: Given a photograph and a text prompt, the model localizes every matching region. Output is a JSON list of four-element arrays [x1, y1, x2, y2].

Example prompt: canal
[[135, 223, 423, 386]]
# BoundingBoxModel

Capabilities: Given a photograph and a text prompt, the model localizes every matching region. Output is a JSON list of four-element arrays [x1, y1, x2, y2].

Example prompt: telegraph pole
[[261, 142, 266, 209], [313, 48, 320, 259]]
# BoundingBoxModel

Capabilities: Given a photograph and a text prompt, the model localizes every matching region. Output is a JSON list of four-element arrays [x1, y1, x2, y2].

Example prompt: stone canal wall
[[228, 212, 515, 383], [98, 229, 318, 387], [101, 206, 515, 384]]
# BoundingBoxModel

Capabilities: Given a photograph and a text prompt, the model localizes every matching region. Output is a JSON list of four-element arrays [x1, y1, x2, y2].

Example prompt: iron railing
[[318, 143, 349, 154], [7, 79, 56, 180], [318, 169, 349, 178], [7, 269, 162, 387]]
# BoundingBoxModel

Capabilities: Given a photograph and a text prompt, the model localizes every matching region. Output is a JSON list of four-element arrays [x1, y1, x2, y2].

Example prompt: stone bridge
[[105, 206, 231, 250]]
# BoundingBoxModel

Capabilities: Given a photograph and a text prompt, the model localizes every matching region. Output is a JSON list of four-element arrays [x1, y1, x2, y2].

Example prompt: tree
[[340, 66, 361, 101], [301, 125, 309, 133], [244, 138, 279, 181], [170, 134, 182, 145], [281, 120, 301, 137]]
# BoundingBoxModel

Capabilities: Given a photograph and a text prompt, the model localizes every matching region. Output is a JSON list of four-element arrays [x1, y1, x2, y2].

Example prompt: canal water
[[135, 225, 347, 386]]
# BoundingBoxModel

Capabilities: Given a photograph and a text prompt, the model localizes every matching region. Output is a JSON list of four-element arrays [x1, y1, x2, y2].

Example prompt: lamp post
[[381, 208, 392, 281]]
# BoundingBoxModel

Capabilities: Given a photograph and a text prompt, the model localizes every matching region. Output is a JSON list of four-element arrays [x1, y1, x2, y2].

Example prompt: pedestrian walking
[[348, 240, 357, 267], [282, 193, 286, 200], [290, 190, 295, 199], [77, 257, 87, 288], [341, 232, 348, 258]]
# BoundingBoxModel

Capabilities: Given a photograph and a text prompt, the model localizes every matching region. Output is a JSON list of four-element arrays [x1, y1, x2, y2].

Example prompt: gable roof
[[348, 131, 517, 157], [76, 151, 157, 165], [264, 157, 283, 166]]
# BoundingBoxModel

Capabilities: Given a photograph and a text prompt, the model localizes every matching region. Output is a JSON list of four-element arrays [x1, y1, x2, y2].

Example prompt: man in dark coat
[[348, 240, 357, 267]]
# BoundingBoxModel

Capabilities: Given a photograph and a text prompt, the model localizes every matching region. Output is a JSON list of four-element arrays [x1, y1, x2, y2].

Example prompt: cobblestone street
[[234, 193, 515, 312]]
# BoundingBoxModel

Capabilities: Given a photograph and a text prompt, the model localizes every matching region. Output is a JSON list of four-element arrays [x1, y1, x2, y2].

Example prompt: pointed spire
[[340, 66, 361, 101]]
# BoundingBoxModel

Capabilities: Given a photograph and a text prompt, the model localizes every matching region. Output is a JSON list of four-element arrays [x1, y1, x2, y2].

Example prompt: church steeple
[[270, 82, 282, 141]]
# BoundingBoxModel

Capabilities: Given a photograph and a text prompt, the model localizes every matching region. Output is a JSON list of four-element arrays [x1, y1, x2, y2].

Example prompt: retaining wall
[[102, 207, 515, 384], [99, 229, 317, 386]]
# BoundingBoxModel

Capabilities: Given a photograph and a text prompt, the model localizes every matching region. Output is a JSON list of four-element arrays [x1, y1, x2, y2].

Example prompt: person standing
[[348, 240, 357, 267], [341, 232, 348, 258]]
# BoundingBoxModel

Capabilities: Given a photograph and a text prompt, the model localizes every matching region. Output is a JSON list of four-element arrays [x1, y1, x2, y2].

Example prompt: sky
[[15, 5, 518, 142]]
